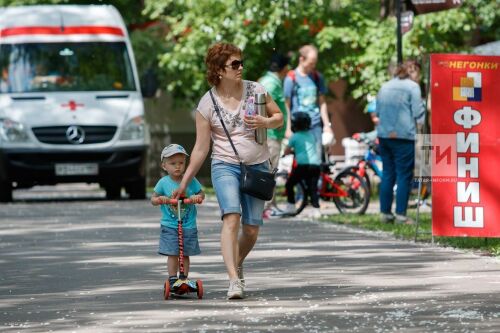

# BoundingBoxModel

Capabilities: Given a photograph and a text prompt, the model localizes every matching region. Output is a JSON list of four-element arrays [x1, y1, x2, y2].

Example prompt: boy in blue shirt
[[151, 144, 204, 288], [284, 112, 321, 218]]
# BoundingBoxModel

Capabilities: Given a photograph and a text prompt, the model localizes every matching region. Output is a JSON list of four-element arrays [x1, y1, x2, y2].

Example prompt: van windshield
[[0, 42, 136, 93]]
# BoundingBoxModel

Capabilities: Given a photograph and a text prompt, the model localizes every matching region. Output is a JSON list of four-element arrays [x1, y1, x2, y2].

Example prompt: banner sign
[[410, 0, 463, 15], [430, 54, 500, 237]]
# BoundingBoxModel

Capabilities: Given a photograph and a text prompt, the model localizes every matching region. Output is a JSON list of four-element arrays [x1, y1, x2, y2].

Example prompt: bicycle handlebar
[[352, 134, 378, 149]]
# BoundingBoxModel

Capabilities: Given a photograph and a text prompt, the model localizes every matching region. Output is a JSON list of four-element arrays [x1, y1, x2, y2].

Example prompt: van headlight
[[0, 118, 31, 143], [119, 115, 145, 141]]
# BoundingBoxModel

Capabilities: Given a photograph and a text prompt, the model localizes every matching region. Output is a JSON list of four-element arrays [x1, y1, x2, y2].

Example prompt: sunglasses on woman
[[225, 59, 244, 70]]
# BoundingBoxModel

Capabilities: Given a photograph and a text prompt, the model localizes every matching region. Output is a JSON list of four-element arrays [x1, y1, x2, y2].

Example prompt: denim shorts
[[211, 159, 269, 226], [158, 226, 201, 256]]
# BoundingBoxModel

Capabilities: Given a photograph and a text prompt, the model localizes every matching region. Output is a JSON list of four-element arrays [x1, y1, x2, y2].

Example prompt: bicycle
[[341, 133, 382, 196], [273, 154, 370, 216], [343, 133, 431, 207]]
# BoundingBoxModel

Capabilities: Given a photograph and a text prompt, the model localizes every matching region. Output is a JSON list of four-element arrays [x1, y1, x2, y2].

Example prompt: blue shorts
[[211, 159, 269, 226], [158, 226, 201, 256]]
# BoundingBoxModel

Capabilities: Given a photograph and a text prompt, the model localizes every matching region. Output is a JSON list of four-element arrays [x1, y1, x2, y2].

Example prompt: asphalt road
[[1, 185, 499, 332]]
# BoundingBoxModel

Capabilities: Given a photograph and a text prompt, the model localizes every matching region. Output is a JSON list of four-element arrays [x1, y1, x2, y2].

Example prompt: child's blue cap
[[160, 144, 189, 161]]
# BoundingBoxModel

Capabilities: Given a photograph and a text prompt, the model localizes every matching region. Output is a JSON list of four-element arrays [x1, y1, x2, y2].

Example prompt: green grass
[[324, 211, 500, 257]]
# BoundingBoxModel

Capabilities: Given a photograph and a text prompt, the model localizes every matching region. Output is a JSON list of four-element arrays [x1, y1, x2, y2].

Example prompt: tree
[[144, 0, 498, 101]]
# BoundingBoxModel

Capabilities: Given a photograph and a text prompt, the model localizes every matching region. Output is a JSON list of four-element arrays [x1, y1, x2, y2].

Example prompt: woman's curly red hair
[[205, 42, 242, 86]]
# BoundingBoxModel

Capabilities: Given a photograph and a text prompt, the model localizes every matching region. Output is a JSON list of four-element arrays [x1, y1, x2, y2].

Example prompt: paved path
[[0, 186, 499, 332]]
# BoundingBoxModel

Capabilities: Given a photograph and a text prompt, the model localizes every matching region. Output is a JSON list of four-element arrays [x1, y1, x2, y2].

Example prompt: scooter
[[160, 197, 203, 300]]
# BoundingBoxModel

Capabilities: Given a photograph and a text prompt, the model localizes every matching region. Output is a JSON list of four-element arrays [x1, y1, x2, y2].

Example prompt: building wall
[[328, 80, 374, 155]]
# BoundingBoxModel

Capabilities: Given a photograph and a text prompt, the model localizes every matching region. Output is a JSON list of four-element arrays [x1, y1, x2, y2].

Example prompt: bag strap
[[209, 90, 242, 164]]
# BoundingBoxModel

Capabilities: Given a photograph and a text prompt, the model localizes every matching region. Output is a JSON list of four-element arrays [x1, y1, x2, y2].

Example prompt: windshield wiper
[[96, 94, 129, 99], [11, 96, 46, 101]]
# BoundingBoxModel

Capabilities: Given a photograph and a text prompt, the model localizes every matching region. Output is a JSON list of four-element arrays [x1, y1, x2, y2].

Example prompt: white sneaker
[[311, 208, 322, 219], [237, 266, 245, 287], [381, 213, 395, 223], [395, 214, 415, 225], [284, 203, 296, 214], [227, 279, 245, 299]]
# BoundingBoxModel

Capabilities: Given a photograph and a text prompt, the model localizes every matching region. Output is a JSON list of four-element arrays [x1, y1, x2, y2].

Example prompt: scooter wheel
[[196, 280, 203, 299], [163, 280, 170, 300]]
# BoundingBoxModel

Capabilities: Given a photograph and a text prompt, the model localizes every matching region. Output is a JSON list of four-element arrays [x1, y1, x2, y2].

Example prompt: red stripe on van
[[0, 26, 124, 37]]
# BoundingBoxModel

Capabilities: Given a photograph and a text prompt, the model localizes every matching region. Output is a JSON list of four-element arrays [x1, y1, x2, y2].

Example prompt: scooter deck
[[171, 278, 198, 295]]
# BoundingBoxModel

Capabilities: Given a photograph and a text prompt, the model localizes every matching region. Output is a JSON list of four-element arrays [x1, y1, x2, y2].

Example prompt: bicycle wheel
[[273, 172, 307, 216], [332, 170, 370, 214], [341, 165, 371, 195]]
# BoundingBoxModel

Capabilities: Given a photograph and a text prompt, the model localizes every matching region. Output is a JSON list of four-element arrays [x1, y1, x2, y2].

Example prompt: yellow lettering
[[469, 62, 476, 69], [457, 61, 463, 69], [449, 61, 457, 69], [477, 62, 484, 69], [492, 63, 498, 70]]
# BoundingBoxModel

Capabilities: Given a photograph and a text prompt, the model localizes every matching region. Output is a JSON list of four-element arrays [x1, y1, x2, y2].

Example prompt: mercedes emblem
[[66, 125, 85, 144]]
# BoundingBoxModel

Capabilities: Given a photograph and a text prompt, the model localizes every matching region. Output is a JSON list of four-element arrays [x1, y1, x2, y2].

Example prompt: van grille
[[32, 126, 117, 144]]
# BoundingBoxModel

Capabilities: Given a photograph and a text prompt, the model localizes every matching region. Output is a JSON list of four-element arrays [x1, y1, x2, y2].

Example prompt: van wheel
[[0, 181, 13, 202], [105, 185, 121, 200], [126, 177, 146, 200]]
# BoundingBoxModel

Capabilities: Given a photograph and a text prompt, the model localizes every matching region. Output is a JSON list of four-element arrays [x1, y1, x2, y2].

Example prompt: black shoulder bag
[[209, 90, 276, 201]]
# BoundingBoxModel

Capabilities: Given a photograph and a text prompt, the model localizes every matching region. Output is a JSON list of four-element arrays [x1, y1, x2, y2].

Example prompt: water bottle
[[255, 93, 267, 145], [245, 96, 256, 130]]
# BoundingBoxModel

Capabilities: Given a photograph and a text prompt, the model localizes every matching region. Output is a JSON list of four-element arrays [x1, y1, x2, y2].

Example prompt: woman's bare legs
[[238, 224, 259, 267], [221, 213, 240, 280]]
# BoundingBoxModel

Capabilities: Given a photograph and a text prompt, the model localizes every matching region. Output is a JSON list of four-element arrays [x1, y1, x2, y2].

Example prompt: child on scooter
[[151, 144, 204, 289], [284, 112, 321, 218]]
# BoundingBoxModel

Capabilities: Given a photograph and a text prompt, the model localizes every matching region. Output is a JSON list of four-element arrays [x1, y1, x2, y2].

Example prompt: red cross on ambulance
[[61, 100, 84, 111]]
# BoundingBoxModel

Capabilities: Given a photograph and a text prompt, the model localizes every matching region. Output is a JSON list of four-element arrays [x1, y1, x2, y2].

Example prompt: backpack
[[287, 69, 321, 111]]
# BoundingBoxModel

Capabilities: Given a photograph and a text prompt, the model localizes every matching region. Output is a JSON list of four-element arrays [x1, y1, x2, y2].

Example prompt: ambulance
[[0, 5, 149, 201]]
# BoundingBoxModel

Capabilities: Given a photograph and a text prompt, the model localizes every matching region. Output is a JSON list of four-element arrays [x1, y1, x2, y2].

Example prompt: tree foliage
[[143, 0, 498, 100]]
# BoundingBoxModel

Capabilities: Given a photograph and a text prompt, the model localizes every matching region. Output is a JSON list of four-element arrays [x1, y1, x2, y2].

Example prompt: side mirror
[[140, 68, 159, 98]]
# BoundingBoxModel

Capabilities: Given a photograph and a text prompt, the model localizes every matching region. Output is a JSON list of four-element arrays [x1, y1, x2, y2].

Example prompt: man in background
[[284, 45, 333, 160]]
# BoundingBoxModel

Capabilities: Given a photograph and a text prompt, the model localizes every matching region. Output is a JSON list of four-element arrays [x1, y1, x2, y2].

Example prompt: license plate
[[55, 163, 98, 176]]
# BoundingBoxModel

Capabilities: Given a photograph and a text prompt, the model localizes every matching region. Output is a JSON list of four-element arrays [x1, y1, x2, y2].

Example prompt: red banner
[[431, 54, 500, 237]]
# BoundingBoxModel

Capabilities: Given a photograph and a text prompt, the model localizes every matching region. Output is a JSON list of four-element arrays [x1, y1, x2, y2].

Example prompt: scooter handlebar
[[153, 197, 202, 205]]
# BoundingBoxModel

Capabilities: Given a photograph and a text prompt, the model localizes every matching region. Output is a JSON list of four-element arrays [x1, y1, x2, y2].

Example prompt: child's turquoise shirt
[[288, 131, 321, 165], [153, 176, 202, 229]]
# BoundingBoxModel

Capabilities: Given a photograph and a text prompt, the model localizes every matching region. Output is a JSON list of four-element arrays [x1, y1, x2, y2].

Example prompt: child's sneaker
[[169, 276, 178, 289], [283, 203, 296, 215], [311, 208, 322, 219], [227, 279, 245, 299], [237, 266, 245, 287]]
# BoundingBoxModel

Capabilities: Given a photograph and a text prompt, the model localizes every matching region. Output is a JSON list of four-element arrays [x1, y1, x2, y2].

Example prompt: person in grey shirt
[[376, 59, 425, 224]]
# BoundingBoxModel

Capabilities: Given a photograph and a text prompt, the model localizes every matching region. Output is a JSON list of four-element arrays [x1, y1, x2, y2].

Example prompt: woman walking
[[173, 42, 283, 299]]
